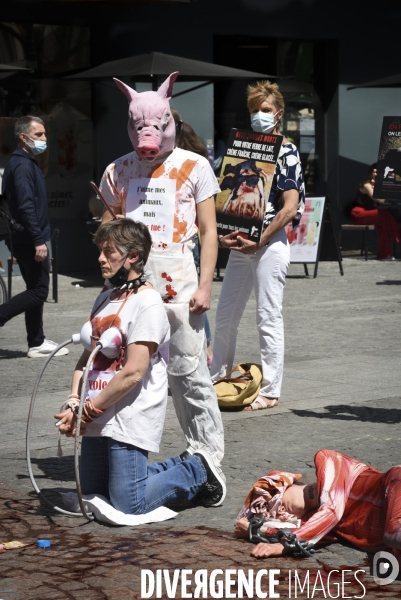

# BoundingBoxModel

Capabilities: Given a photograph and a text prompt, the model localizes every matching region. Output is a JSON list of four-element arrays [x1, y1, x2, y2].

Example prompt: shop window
[[214, 35, 319, 195], [0, 23, 94, 220]]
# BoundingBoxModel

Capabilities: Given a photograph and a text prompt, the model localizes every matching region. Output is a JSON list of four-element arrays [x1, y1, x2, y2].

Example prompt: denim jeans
[[80, 436, 207, 515]]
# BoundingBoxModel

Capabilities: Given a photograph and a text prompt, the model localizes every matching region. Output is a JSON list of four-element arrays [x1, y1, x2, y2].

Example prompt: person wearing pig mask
[[100, 72, 224, 474]]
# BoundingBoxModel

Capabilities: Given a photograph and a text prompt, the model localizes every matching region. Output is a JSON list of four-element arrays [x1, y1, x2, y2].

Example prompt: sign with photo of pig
[[285, 197, 325, 263], [215, 129, 282, 241]]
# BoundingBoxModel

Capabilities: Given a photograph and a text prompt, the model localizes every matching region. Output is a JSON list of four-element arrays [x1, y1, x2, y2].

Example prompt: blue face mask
[[250, 110, 279, 133], [27, 136, 47, 155]]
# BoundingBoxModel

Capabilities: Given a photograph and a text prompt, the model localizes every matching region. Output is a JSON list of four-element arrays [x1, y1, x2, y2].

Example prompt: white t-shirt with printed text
[[82, 288, 170, 453], [99, 147, 220, 244]]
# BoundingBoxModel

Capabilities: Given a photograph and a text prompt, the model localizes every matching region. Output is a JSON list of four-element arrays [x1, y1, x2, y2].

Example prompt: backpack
[[0, 195, 23, 242], [213, 363, 263, 408]]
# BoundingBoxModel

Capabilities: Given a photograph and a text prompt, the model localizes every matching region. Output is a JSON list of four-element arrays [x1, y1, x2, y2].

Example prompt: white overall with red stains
[[99, 73, 224, 464], [147, 241, 204, 376]]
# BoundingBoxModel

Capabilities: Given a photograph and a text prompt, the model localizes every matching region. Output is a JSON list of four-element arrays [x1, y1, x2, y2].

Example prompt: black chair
[[340, 224, 375, 261]]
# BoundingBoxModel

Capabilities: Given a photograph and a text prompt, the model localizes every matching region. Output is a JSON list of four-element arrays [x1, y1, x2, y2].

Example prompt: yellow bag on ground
[[213, 363, 263, 408]]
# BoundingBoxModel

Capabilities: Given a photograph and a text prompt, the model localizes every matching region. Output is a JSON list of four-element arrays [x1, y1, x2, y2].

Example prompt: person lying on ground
[[235, 448, 401, 562]]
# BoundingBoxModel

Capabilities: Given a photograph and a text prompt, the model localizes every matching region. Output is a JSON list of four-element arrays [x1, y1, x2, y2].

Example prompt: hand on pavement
[[251, 542, 285, 558]]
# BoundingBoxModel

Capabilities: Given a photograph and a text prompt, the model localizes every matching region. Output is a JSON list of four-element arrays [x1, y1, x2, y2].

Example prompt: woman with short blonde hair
[[247, 80, 285, 117], [211, 80, 305, 411]]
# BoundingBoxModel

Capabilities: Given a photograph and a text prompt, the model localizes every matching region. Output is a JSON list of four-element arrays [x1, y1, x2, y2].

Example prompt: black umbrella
[[347, 73, 401, 90], [65, 51, 275, 92], [0, 63, 33, 80]]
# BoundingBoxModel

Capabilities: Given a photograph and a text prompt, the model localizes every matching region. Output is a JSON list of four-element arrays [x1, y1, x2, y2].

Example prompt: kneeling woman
[[235, 448, 401, 562], [55, 219, 225, 514]]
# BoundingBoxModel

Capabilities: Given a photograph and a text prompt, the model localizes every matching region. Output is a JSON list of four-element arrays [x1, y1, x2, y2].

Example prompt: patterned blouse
[[263, 142, 305, 232]]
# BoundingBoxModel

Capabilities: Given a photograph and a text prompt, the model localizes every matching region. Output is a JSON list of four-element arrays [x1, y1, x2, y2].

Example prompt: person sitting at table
[[234, 448, 401, 562], [351, 163, 400, 260]]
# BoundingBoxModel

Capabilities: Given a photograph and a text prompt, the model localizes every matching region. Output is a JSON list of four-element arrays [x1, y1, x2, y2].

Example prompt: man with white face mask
[[0, 116, 68, 358]]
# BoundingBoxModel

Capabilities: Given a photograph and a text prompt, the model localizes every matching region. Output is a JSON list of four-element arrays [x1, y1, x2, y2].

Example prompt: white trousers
[[210, 229, 290, 399], [168, 340, 225, 466], [147, 242, 224, 466]]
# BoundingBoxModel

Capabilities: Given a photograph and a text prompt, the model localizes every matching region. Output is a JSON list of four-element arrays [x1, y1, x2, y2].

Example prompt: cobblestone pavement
[[0, 257, 401, 598]]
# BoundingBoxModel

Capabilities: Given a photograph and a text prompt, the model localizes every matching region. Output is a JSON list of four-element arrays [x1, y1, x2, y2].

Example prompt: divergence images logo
[[373, 551, 399, 585]]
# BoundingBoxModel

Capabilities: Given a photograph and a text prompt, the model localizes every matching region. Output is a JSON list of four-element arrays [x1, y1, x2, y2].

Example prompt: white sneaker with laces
[[27, 339, 69, 358]]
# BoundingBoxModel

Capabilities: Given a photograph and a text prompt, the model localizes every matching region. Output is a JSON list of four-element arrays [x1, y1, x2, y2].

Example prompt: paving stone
[[1, 259, 401, 598]]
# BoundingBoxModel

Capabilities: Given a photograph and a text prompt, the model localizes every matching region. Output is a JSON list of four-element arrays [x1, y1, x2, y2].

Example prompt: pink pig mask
[[114, 72, 178, 162]]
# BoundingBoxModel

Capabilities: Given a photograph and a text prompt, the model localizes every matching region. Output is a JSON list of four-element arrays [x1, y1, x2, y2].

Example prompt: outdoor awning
[[347, 73, 401, 90], [0, 63, 33, 77], [65, 51, 274, 82], [43, 0, 192, 3]]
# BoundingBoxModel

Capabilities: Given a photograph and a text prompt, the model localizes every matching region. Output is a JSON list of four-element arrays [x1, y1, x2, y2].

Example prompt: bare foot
[[234, 518, 250, 539]]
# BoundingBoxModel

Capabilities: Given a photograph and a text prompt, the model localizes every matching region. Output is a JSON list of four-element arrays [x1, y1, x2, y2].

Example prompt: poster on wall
[[285, 197, 325, 263], [45, 102, 93, 219], [373, 116, 401, 199], [215, 128, 282, 242], [0, 101, 93, 221]]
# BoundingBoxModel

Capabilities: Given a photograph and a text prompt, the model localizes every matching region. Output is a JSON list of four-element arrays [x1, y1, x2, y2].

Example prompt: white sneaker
[[27, 339, 69, 358]]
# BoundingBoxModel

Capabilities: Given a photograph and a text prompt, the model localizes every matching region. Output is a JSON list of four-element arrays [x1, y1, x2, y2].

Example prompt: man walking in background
[[0, 115, 68, 358]]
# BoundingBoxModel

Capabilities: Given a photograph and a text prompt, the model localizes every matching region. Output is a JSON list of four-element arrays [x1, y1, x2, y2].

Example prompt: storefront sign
[[374, 116, 401, 199]]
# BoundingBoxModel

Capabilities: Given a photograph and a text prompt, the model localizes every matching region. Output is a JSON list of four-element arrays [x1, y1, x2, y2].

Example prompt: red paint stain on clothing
[[91, 315, 126, 371], [123, 159, 129, 167], [161, 272, 172, 282], [164, 284, 177, 303], [169, 159, 197, 191], [149, 163, 166, 178], [173, 214, 188, 242]]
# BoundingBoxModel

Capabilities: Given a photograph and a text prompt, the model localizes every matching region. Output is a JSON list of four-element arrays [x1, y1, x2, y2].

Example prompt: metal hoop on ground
[[74, 344, 102, 521], [26, 338, 94, 520]]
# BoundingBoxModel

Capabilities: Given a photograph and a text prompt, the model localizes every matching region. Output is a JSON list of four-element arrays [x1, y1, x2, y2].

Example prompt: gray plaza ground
[[0, 255, 400, 599]]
